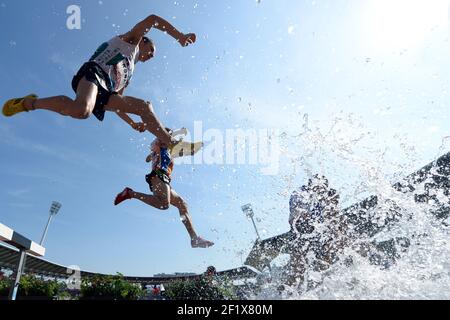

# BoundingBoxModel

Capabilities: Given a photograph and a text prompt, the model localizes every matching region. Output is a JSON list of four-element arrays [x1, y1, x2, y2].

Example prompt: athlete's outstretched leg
[[170, 189, 214, 248], [170, 189, 197, 240], [114, 182, 214, 248], [134, 176, 170, 209], [22, 77, 98, 119], [131, 191, 170, 210], [104, 95, 172, 145]]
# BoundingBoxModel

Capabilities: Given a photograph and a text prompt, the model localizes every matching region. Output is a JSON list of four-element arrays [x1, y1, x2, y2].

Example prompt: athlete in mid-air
[[114, 129, 214, 249], [2, 14, 197, 145]]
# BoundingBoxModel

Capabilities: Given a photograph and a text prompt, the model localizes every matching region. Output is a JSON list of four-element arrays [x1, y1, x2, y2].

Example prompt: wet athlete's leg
[[131, 176, 171, 210], [104, 95, 172, 145], [170, 189, 197, 240], [23, 77, 97, 119]]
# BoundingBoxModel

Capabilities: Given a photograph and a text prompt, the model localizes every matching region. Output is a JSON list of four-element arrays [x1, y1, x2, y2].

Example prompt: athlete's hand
[[132, 122, 147, 132], [178, 33, 196, 47]]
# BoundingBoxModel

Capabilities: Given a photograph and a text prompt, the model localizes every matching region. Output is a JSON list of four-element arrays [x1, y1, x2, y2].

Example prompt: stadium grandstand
[[0, 243, 258, 287]]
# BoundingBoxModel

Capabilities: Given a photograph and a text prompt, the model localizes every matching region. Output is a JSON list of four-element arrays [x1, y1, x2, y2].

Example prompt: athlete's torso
[[150, 139, 174, 176], [89, 36, 139, 92]]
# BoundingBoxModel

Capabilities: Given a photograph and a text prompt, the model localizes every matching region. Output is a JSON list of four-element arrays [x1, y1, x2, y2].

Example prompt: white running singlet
[[89, 36, 139, 92]]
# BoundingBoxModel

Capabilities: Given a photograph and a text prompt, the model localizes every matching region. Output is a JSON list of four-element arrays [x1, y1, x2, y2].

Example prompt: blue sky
[[1, 0, 450, 276]]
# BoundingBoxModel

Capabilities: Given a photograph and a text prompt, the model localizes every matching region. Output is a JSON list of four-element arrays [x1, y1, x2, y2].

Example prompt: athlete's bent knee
[[159, 201, 170, 210], [74, 101, 94, 119], [78, 109, 92, 119], [145, 101, 154, 114]]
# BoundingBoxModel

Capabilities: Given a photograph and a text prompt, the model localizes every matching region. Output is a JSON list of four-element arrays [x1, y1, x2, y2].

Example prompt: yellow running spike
[[2, 94, 38, 117]]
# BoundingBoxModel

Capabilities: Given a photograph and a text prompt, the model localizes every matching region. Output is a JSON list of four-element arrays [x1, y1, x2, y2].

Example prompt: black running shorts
[[145, 170, 172, 192], [71, 62, 116, 121]]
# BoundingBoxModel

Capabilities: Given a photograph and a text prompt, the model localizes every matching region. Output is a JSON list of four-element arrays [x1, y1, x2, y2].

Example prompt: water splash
[[244, 112, 450, 300]]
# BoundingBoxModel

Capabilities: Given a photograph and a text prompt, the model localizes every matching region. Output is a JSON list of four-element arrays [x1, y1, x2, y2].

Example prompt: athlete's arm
[[121, 14, 196, 47], [115, 86, 148, 131], [145, 154, 152, 163], [116, 111, 146, 132]]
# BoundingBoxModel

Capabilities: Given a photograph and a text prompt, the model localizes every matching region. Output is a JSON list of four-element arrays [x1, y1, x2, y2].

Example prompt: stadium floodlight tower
[[241, 204, 261, 241], [4, 201, 61, 300], [241, 203, 273, 274], [40, 201, 62, 246]]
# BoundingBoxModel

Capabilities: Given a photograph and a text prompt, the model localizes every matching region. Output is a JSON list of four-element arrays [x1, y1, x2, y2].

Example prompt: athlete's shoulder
[[115, 35, 139, 49]]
